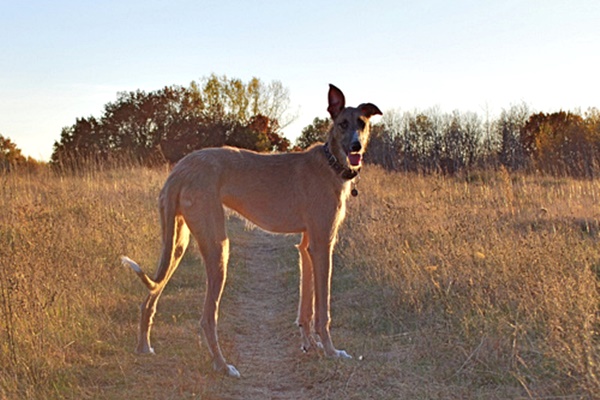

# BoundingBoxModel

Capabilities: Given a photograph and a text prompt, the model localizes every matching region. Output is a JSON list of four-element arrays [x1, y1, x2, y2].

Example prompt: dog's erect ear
[[358, 103, 383, 119], [327, 84, 345, 120]]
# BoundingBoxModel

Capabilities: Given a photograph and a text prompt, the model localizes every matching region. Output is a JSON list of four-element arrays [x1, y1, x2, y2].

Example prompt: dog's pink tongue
[[348, 153, 362, 166]]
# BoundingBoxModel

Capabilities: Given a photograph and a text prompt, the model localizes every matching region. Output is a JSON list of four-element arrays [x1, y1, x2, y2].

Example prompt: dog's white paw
[[214, 361, 241, 378], [332, 349, 352, 359], [135, 345, 155, 355], [225, 364, 241, 378]]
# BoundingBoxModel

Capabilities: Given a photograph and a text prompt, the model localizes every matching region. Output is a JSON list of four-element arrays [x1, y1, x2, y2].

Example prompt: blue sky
[[1, 0, 599, 160]]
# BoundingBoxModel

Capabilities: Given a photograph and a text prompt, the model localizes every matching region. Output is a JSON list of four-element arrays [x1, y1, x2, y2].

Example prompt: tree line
[[50, 75, 293, 169], [363, 105, 600, 177], [295, 106, 600, 177], [2, 74, 600, 177]]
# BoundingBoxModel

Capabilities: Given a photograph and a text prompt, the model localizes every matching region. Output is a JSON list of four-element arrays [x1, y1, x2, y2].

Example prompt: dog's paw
[[135, 345, 155, 355], [224, 364, 241, 378], [332, 349, 352, 359], [214, 361, 241, 378], [299, 333, 324, 354]]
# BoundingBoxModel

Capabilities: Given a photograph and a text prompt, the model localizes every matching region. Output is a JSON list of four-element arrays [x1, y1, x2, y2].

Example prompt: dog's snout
[[350, 141, 362, 152]]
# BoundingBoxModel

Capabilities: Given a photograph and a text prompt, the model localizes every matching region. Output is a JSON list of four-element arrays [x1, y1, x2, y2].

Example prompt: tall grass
[[1, 164, 598, 397], [340, 166, 600, 397], [0, 166, 166, 398]]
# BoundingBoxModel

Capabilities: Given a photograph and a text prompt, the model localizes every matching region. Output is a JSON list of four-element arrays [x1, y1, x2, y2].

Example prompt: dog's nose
[[350, 141, 362, 152]]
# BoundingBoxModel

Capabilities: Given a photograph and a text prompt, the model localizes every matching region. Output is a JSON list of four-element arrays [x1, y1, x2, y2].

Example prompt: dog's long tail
[[120, 172, 188, 294], [120, 256, 158, 291]]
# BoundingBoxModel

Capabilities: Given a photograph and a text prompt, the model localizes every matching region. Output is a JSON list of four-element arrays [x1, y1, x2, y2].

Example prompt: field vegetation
[[1, 164, 598, 398], [341, 166, 600, 398]]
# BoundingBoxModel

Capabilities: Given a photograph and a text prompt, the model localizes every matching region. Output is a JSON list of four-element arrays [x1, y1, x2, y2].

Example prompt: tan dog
[[121, 85, 381, 377]]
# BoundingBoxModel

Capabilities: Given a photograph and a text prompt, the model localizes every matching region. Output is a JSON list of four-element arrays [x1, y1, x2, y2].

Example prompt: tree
[[51, 76, 295, 168], [196, 74, 294, 128], [0, 134, 26, 171], [295, 117, 330, 149], [441, 111, 482, 174], [363, 122, 397, 169], [245, 114, 290, 152], [366, 109, 406, 170], [400, 110, 444, 172], [521, 111, 597, 176], [497, 103, 530, 171], [585, 107, 600, 133]]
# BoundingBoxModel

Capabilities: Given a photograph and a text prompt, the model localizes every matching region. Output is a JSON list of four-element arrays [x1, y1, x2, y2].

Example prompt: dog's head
[[327, 84, 382, 169]]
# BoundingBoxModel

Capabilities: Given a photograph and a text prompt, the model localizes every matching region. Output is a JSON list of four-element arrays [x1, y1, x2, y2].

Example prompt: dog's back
[[166, 145, 345, 233]]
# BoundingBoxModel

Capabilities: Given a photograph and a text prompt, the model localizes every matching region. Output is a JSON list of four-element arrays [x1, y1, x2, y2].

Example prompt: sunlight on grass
[[340, 166, 600, 397], [0, 166, 166, 398], [0, 164, 598, 398]]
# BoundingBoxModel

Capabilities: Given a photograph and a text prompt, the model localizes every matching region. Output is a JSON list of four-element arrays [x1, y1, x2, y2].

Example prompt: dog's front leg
[[309, 237, 352, 359]]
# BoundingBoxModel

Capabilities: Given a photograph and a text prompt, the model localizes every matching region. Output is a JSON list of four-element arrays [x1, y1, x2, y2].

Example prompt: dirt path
[[202, 220, 312, 399], [111, 214, 515, 400], [200, 218, 417, 399], [108, 215, 517, 399], [112, 215, 406, 400]]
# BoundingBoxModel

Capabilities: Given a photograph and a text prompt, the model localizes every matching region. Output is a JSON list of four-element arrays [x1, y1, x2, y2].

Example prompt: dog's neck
[[322, 142, 359, 180]]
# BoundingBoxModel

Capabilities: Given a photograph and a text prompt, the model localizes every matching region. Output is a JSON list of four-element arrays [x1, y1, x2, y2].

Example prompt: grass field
[[0, 165, 598, 399]]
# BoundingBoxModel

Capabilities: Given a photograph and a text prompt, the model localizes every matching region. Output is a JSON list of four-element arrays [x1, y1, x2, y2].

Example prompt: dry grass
[[0, 164, 598, 398], [0, 166, 167, 398], [340, 166, 600, 398]]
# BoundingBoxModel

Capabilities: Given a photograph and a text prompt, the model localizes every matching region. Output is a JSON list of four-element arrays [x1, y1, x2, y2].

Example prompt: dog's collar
[[323, 142, 359, 180]]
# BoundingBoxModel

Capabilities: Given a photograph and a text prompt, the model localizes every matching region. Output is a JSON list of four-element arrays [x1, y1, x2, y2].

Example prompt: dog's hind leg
[[137, 214, 190, 354], [184, 198, 240, 378], [296, 232, 318, 352]]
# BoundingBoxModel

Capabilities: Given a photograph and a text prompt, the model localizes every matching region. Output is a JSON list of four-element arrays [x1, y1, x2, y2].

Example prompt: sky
[[1, 0, 599, 161]]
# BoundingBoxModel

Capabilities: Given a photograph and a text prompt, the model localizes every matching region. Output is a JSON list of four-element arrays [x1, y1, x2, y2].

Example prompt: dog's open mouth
[[347, 152, 362, 167]]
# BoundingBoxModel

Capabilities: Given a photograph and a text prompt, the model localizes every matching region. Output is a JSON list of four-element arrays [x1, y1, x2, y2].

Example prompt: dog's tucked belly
[[222, 196, 305, 234]]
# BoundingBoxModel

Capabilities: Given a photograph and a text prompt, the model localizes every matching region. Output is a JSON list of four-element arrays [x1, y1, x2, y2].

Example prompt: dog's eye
[[339, 121, 349, 130], [357, 119, 366, 130]]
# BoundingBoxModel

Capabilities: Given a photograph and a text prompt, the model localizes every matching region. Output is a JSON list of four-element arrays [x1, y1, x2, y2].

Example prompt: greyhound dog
[[121, 85, 381, 377]]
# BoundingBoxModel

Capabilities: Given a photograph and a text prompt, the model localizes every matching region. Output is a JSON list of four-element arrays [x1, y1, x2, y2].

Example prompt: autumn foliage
[[521, 110, 600, 176], [0, 134, 25, 170], [369, 106, 600, 177], [2, 73, 597, 177], [50, 75, 291, 169], [0, 134, 42, 172]]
